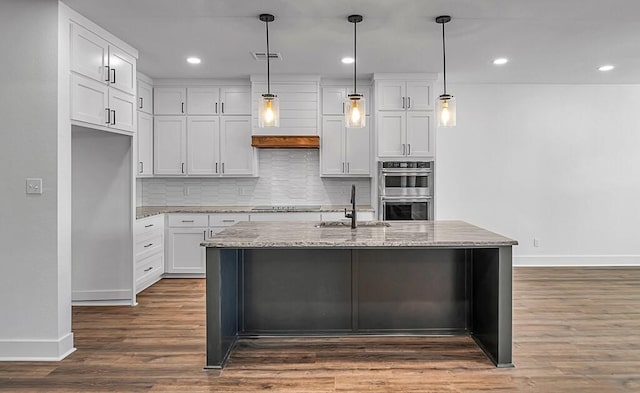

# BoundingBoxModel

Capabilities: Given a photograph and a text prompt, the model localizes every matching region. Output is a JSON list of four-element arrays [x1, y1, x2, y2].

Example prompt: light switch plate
[[26, 178, 43, 195]]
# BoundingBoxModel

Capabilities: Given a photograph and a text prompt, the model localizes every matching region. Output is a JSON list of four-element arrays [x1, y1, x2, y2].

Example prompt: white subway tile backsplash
[[138, 149, 371, 206]]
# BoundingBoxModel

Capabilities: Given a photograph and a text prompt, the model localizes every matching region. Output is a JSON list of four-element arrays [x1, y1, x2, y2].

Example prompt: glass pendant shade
[[437, 94, 456, 127], [259, 94, 279, 128], [345, 94, 366, 128]]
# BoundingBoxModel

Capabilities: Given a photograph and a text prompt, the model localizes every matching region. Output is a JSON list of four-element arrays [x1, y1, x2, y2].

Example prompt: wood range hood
[[251, 135, 319, 149]]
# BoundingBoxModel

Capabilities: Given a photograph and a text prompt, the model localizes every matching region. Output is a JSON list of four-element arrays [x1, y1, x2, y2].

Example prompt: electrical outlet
[[26, 178, 43, 195], [533, 238, 540, 248]]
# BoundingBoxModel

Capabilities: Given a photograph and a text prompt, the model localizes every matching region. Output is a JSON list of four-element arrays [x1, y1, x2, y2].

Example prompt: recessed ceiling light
[[493, 58, 508, 65], [598, 65, 615, 71], [186, 57, 201, 64], [341, 57, 354, 64]]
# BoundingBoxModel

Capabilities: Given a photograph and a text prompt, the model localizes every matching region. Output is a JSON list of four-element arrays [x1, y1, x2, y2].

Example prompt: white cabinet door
[[166, 228, 206, 274], [108, 89, 136, 132], [377, 81, 406, 111], [345, 123, 371, 175], [406, 112, 432, 157], [187, 87, 219, 115], [377, 111, 406, 157], [220, 117, 254, 176], [137, 79, 153, 114], [154, 88, 186, 115], [406, 81, 432, 111], [187, 116, 220, 175], [71, 74, 108, 126], [108, 45, 136, 95], [154, 116, 186, 175], [220, 87, 251, 115], [71, 23, 108, 83], [137, 112, 153, 176], [322, 87, 346, 115], [321, 117, 346, 175]]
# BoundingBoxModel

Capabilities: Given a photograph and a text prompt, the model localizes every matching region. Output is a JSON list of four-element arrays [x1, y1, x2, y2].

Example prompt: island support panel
[[206, 246, 513, 368]]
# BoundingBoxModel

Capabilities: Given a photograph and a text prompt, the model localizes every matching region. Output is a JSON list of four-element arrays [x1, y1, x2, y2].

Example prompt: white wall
[[139, 149, 371, 207], [0, 0, 74, 360], [436, 84, 640, 266]]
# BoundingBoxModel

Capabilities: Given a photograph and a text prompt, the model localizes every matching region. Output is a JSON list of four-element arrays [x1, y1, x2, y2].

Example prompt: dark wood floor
[[1, 268, 639, 392]]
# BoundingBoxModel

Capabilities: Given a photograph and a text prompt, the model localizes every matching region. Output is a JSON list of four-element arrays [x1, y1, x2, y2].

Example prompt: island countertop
[[201, 220, 518, 248], [136, 205, 374, 219]]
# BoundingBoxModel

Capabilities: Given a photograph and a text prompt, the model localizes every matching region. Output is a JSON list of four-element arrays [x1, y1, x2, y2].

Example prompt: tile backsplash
[[138, 149, 371, 206]]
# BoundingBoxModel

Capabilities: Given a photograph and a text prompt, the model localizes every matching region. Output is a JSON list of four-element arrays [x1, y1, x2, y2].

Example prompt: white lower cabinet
[[135, 215, 165, 293], [165, 213, 249, 276], [166, 227, 208, 275]]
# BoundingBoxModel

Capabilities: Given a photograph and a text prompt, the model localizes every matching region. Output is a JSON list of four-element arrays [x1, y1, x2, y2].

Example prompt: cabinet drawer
[[135, 253, 164, 287], [209, 213, 249, 227], [168, 214, 209, 227], [135, 232, 163, 259], [135, 214, 164, 234]]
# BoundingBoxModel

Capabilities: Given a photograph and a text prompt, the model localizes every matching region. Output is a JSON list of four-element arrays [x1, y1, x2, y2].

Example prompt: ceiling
[[63, 0, 640, 84]]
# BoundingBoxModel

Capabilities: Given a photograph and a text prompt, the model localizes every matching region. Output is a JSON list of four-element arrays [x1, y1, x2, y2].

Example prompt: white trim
[[137, 71, 153, 85], [514, 255, 640, 267], [250, 74, 321, 83], [72, 300, 133, 306], [63, 3, 138, 58], [72, 289, 132, 301], [373, 73, 438, 81], [0, 333, 75, 361], [153, 78, 250, 87]]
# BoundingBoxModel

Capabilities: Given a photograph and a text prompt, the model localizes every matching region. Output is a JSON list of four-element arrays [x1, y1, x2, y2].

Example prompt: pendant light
[[258, 14, 279, 128], [436, 15, 456, 127], [345, 15, 365, 128]]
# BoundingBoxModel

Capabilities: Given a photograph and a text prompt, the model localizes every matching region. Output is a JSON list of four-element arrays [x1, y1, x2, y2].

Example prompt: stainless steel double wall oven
[[379, 161, 434, 220]]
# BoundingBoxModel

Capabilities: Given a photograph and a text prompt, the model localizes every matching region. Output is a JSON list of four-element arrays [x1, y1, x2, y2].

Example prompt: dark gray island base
[[203, 221, 517, 369]]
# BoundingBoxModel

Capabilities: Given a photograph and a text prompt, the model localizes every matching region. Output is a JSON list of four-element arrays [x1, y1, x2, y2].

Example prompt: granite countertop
[[201, 220, 518, 248], [136, 205, 375, 219]]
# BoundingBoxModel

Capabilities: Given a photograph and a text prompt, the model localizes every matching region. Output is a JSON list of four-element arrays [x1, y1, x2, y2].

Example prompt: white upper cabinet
[[187, 116, 220, 175], [137, 112, 153, 177], [137, 78, 153, 114], [71, 24, 109, 83], [377, 81, 406, 111], [71, 74, 109, 126], [185, 86, 251, 116], [108, 88, 136, 132], [320, 117, 371, 177], [405, 81, 432, 111], [108, 45, 136, 95], [220, 117, 255, 176], [322, 88, 347, 115], [154, 116, 187, 175], [322, 87, 371, 116], [377, 80, 432, 111], [406, 112, 433, 157], [69, 21, 137, 134], [154, 88, 186, 115], [187, 87, 218, 115], [375, 76, 435, 158], [219, 87, 251, 115]]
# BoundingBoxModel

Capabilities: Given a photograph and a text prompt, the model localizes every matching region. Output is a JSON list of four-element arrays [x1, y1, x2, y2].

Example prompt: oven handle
[[381, 169, 432, 175], [381, 196, 433, 202]]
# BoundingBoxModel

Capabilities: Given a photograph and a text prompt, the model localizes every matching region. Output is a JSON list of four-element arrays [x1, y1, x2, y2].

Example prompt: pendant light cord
[[353, 20, 357, 94], [265, 19, 271, 95], [441, 22, 447, 95]]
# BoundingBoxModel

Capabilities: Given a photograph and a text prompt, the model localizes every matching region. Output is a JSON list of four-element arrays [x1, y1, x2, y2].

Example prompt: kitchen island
[[202, 220, 517, 369]]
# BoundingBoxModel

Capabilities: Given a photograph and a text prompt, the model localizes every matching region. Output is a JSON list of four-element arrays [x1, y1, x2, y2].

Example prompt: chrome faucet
[[344, 184, 357, 229]]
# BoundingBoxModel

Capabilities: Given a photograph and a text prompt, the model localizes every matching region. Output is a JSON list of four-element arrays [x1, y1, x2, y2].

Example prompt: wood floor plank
[[1, 268, 639, 392]]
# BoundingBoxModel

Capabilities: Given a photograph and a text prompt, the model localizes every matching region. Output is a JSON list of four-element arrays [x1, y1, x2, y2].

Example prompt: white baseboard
[[514, 255, 640, 267], [0, 333, 75, 361], [72, 288, 132, 301]]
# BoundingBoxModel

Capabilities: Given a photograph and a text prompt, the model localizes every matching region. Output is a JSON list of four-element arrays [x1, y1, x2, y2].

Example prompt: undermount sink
[[315, 221, 390, 228]]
